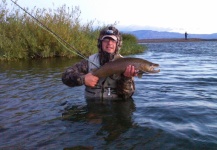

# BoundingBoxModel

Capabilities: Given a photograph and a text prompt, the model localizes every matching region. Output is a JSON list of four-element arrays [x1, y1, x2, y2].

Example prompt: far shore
[[138, 38, 217, 43]]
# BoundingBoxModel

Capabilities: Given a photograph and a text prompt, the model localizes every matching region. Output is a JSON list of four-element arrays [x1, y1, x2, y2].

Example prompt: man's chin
[[105, 49, 115, 53]]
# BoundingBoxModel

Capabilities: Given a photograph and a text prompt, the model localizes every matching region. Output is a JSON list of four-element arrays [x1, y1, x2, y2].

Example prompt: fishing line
[[10, 0, 100, 68]]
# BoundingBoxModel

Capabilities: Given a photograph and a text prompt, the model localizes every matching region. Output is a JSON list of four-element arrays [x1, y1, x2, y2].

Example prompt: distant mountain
[[124, 30, 217, 39]]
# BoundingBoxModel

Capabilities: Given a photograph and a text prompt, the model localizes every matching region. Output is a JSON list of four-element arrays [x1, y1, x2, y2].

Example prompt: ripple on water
[[1, 42, 217, 149]]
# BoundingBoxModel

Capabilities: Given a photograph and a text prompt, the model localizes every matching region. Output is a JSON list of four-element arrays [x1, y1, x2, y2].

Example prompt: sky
[[7, 0, 217, 34]]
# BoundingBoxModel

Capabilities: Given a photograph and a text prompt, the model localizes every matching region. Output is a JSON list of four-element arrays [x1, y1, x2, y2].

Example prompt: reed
[[121, 33, 146, 55], [0, 0, 146, 61]]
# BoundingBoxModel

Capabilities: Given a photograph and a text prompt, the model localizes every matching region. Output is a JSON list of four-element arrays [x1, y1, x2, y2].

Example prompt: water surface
[[1, 41, 217, 149]]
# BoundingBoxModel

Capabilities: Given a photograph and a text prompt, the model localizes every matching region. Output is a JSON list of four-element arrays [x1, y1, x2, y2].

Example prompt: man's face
[[101, 38, 117, 54]]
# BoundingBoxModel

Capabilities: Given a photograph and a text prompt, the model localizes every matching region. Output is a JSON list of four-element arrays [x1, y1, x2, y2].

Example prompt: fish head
[[140, 62, 160, 73]]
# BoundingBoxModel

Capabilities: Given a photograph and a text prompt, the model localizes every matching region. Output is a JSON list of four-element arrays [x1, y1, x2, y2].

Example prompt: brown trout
[[92, 57, 160, 78]]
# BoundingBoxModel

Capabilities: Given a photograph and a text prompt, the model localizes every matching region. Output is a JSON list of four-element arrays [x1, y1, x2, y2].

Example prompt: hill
[[124, 30, 217, 40]]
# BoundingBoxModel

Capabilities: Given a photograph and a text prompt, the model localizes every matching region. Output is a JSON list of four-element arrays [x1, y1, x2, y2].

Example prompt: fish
[[92, 57, 160, 78]]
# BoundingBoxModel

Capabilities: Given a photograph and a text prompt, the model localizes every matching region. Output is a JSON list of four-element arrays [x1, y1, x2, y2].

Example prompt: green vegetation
[[121, 33, 145, 55], [0, 0, 146, 61]]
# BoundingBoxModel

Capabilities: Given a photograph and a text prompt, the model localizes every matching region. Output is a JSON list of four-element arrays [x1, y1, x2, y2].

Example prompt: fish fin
[[137, 71, 143, 78], [112, 74, 121, 79], [112, 54, 123, 61], [90, 68, 97, 73]]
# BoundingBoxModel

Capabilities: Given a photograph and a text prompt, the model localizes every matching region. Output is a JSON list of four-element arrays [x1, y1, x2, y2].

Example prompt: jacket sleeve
[[62, 59, 88, 87], [116, 75, 135, 99]]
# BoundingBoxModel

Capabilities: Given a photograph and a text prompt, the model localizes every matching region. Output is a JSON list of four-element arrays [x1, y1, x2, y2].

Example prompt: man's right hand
[[84, 73, 99, 87]]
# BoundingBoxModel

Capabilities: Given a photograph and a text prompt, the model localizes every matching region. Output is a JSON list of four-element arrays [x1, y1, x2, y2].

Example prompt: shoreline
[[138, 38, 217, 43]]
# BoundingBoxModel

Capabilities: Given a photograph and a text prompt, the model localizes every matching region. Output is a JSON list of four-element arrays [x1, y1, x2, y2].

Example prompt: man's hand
[[84, 73, 99, 87], [123, 65, 138, 78]]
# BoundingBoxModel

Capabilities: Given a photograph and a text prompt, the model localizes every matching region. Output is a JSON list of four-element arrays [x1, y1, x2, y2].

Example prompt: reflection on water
[[62, 99, 135, 143], [1, 41, 217, 149]]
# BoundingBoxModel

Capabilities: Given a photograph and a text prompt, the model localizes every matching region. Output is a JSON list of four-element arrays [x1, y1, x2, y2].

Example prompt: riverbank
[[138, 38, 217, 43], [0, 2, 145, 61]]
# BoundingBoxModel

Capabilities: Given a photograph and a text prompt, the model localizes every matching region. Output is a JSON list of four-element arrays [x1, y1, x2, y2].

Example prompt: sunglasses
[[102, 38, 117, 43], [105, 30, 114, 35]]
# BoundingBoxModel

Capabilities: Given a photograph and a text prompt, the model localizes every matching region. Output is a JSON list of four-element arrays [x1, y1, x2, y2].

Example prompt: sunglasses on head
[[105, 30, 114, 35]]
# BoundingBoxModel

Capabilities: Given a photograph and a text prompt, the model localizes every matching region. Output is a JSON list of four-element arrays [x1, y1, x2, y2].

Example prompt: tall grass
[[0, 0, 146, 61], [121, 33, 146, 55]]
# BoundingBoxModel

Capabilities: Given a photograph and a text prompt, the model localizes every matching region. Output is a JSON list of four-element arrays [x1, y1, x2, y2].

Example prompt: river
[[1, 41, 217, 149]]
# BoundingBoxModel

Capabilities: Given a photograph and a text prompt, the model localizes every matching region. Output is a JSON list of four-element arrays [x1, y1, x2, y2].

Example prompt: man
[[62, 26, 137, 100]]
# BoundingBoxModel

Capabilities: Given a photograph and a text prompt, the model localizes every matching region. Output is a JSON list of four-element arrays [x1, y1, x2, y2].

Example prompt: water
[[1, 41, 217, 149]]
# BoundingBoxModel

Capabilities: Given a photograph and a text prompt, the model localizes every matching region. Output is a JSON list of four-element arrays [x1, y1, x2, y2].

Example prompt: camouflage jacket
[[62, 59, 135, 99]]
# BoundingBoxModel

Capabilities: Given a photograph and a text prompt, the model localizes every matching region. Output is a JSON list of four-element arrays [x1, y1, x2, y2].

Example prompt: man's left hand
[[123, 65, 138, 78]]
